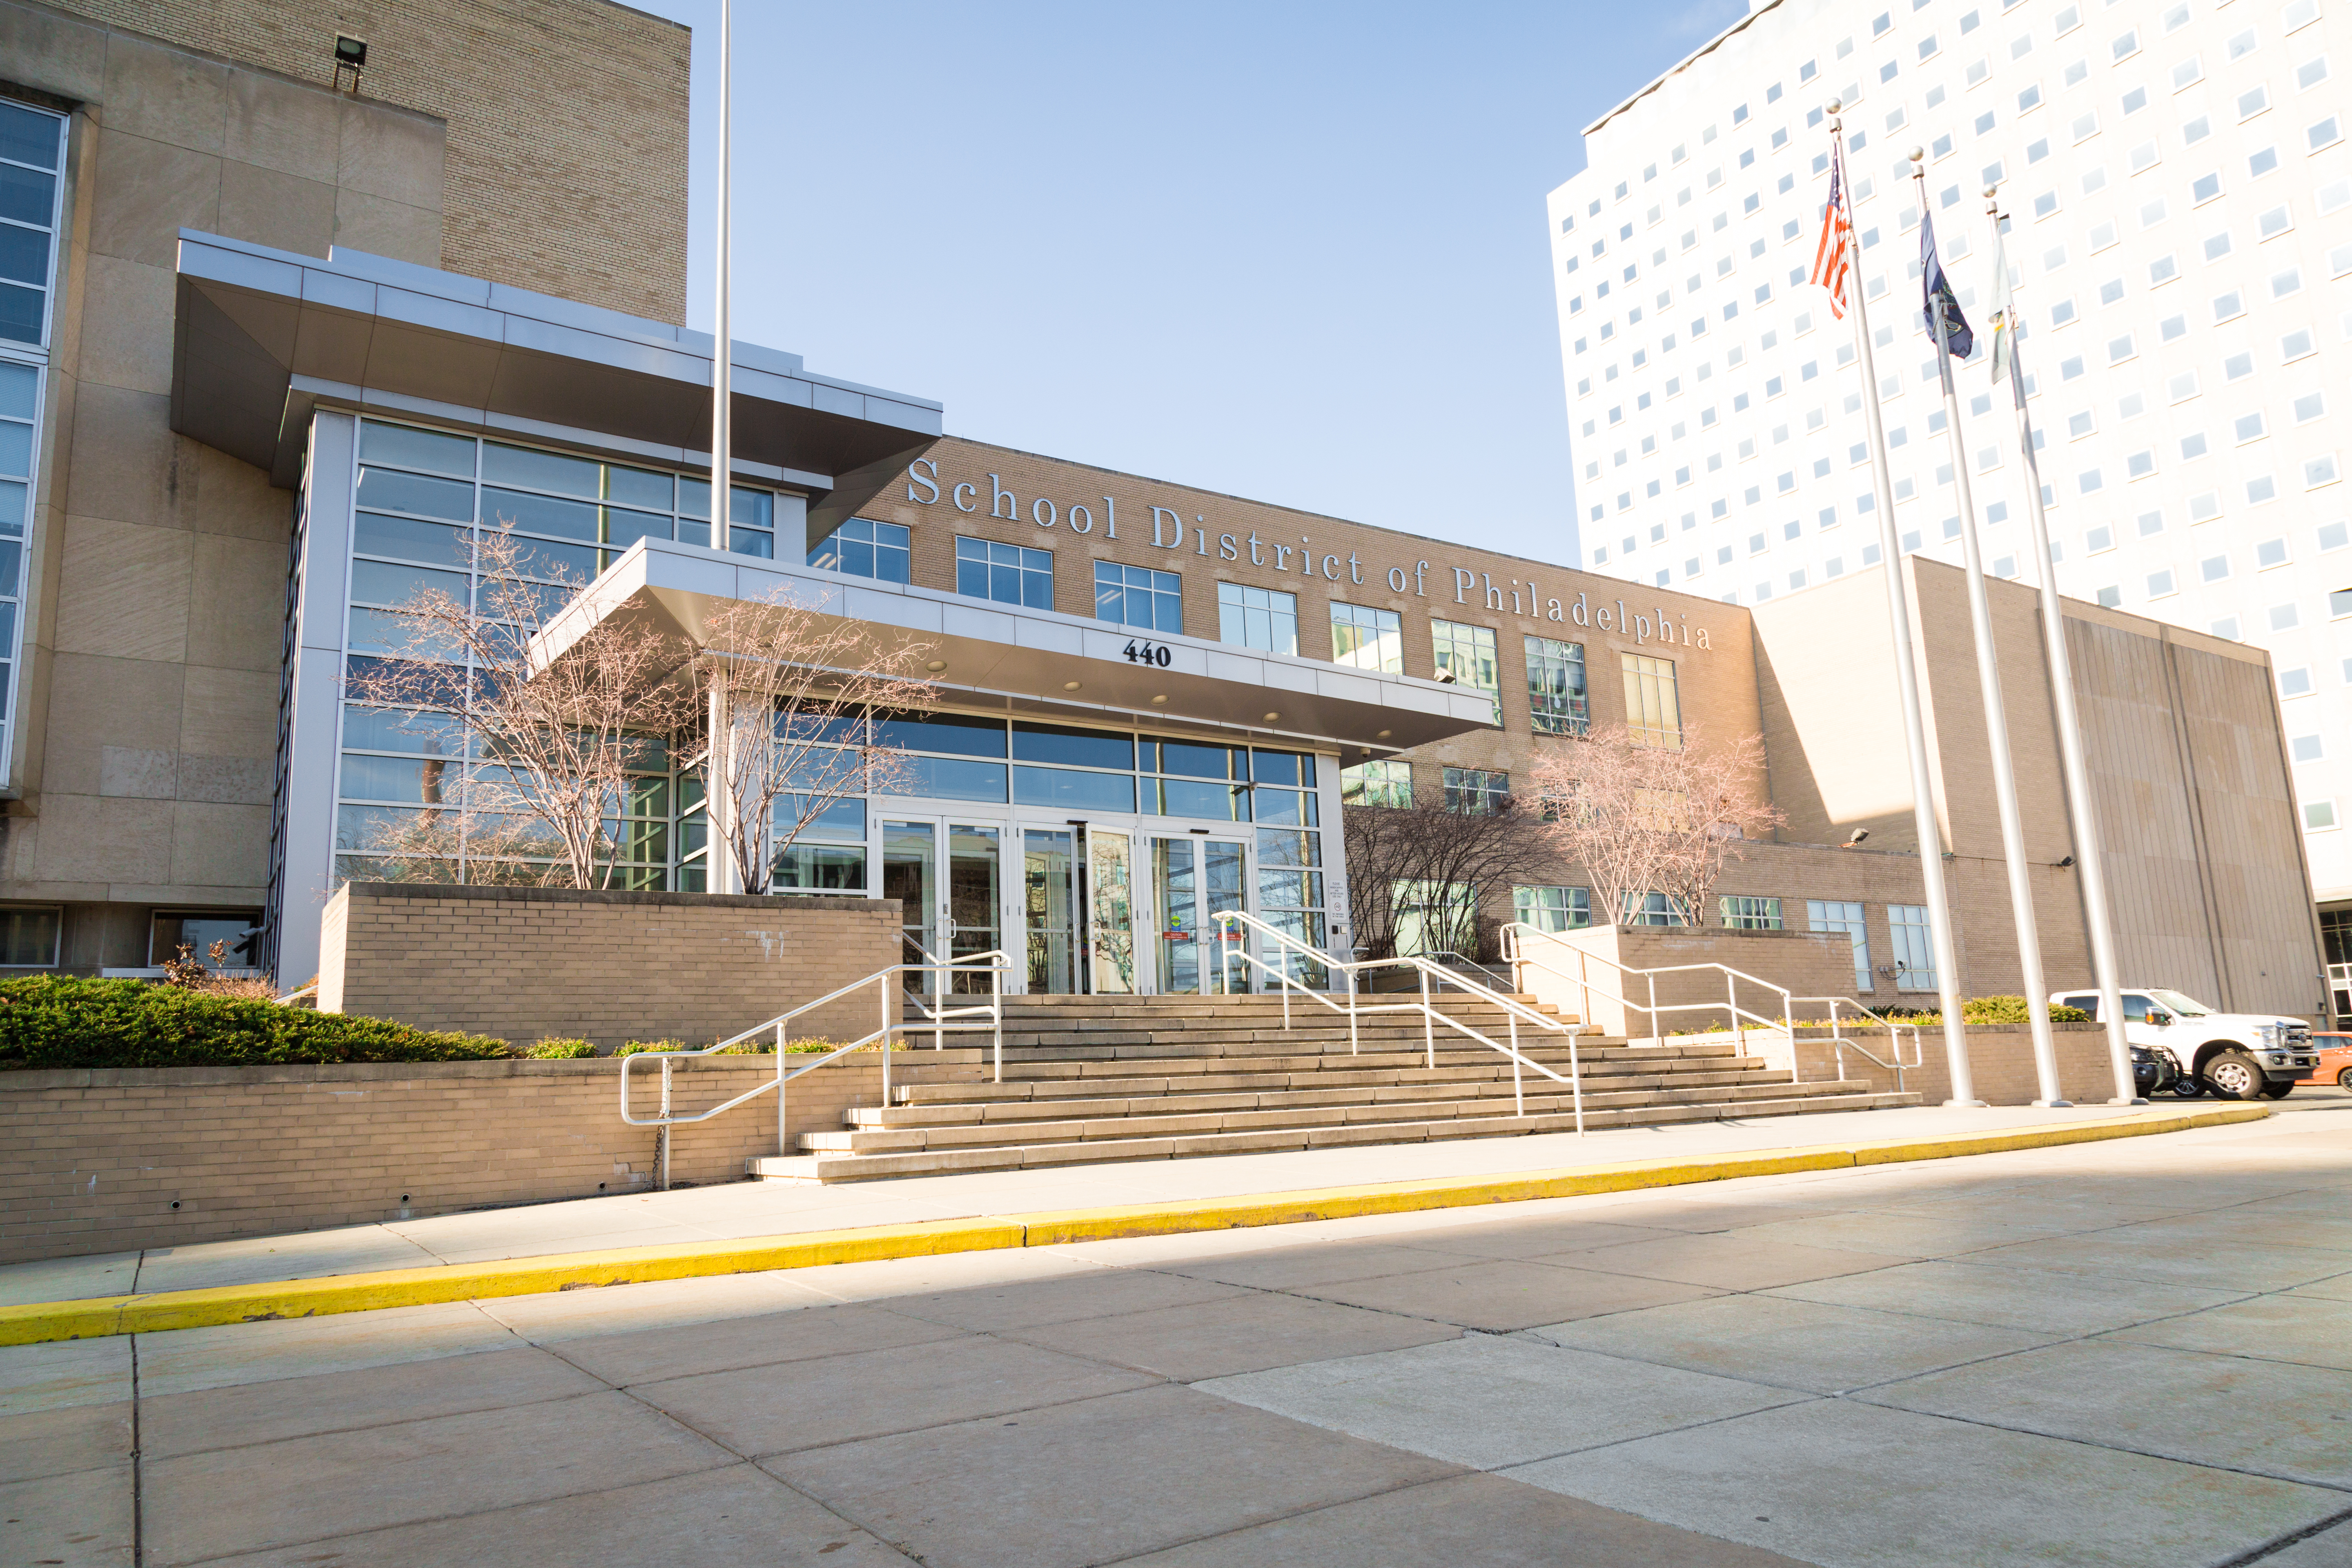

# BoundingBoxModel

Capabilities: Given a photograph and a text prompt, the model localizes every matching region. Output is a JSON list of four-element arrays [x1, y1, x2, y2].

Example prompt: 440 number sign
[[1122, 640, 1174, 668]]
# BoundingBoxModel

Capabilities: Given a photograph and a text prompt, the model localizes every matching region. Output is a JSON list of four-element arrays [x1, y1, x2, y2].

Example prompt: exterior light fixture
[[332, 35, 366, 92], [1844, 828, 1870, 846], [2052, 855, 2076, 868], [1062, 681, 1081, 690], [1262, 711, 1279, 722], [925, 659, 946, 672], [1150, 694, 1167, 704]]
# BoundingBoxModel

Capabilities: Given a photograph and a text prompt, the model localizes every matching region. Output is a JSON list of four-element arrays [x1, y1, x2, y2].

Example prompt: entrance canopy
[[168, 229, 940, 536], [535, 538, 1498, 754]]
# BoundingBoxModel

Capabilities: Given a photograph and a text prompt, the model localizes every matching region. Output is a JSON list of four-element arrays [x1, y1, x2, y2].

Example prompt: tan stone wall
[[0, 3, 460, 951], [0, 1051, 969, 1264], [21, 0, 689, 322], [1513, 922, 1860, 1038], [321, 884, 903, 1051]]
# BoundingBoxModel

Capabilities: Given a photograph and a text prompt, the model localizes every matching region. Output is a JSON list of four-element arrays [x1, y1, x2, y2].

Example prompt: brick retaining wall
[[319, 884, 902, 1050], [0, 1051, 988, 1265]]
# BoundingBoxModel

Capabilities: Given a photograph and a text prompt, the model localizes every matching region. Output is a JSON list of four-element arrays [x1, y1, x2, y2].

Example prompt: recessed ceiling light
[[1376, 729, 1392, 739], [924, 660, 947, 672], [1063, 681, 1082, 690], [1262, 711, 1279, 722], [1150, 694, 1168, 704]]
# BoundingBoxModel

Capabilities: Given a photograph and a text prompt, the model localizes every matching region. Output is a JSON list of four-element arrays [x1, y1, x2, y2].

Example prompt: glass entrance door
[[946, 823, 1001, 993], [1085, 828, 1137, 994], [1021, 828, 1077, 994], [1151, 835, 1250, 993], [881, 821, 938, 969]]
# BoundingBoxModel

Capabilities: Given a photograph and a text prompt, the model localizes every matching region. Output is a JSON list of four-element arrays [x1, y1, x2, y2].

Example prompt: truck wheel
[[2167, 1074, 2204, 1098], [2257, 1079, 2294, 1099], [2202, 1049, 2265, 1100]]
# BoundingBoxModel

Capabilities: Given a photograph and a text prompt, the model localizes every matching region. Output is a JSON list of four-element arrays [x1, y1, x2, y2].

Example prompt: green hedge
[[0, 975, 514, 1070]]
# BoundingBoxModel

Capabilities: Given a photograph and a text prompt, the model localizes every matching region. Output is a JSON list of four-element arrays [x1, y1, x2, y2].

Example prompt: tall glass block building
[[1550, 0, 2352, 919]]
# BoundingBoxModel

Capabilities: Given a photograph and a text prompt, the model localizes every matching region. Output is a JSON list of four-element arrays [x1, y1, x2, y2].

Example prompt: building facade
[[1545, 0, 2352, 920], [0, 0, 2326, 1025]]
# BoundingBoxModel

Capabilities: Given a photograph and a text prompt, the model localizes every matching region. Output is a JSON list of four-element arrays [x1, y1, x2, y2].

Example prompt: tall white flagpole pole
[[1828, 105, 1978, 1105], [1987, 184, 2139, 1104], [1909, 150, 2065, 1106], [704, 0, 738, 895]]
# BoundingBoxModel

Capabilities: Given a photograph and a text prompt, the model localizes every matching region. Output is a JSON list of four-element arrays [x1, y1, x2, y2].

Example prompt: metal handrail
[[1499, 922, 1800, 1081], [274, 980, 318, 1006], [1212, 910, 1587, 1134], [619, 951, 1011, 1188], [1500, 923, 1930, 1092]]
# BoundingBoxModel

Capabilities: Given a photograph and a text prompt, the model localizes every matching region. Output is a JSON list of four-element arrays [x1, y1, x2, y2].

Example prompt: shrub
[[616, 1039, 687, 1058], [525, 1037, 597, 1059], [1958, 994, 2090, 1025], [0, 975, 514, 1070]]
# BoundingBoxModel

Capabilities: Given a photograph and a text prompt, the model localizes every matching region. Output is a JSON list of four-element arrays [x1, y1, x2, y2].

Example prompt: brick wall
[[0, 1050, 993, 1265], [1789, 1021, 2127, 1106], [321, 884, 901, 1051]]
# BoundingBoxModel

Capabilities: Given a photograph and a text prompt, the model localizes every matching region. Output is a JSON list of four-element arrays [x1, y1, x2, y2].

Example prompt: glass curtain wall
[[335, 417, 783, 889]]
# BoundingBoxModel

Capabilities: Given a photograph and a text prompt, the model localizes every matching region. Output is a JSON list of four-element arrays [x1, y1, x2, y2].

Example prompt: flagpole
[[1909, 150, 2067, 1106], [1826, 105, 1978, 1105], [1987, 185, 2140, 1105], [704, 0, 739, 895]]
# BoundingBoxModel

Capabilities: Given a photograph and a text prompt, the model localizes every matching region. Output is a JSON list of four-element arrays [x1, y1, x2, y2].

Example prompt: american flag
[[1809, 151, 1855, 318]]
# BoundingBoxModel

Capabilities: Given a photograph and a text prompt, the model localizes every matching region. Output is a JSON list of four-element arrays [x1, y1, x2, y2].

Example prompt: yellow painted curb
[[0, 1104, 2268, 1347]]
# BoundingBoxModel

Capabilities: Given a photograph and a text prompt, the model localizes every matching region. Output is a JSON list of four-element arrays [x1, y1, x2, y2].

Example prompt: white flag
[[1988, 227, 2016, 385]]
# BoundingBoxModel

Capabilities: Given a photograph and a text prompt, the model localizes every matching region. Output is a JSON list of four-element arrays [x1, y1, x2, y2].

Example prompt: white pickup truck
[[2050, 987, 2319, 1099]]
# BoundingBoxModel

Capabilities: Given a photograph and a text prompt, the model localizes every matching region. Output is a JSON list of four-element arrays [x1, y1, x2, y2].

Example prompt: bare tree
[[343, 526, 700, 888], [1526, 722, 1783, 926], [1343, 797, 1530, 962], [694, 588, 938, 895]]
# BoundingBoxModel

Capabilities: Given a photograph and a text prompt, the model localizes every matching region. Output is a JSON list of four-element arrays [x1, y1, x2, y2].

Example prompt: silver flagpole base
[[2031, 1098, 2076, 1108], [1943, 1098, 1989, 1108]]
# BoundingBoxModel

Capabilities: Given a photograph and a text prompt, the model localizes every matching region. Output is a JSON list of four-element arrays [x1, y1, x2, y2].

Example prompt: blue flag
[[1919, 209, 1973, 359]]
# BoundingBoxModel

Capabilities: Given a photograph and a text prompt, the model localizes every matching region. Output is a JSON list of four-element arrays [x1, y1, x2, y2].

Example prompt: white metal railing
[[620, 951, 1010, 1188], [1499, 922, 1924, 1091], [1212, 910, 1588, 1134], [274, 980, 318, 1006]]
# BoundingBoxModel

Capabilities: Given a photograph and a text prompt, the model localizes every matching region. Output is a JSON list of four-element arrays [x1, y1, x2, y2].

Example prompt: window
[[1340, 759, 1412, 809], [1622, 891, 1691, 927], [1432, 620, 1501, 721], [0, 101, 64, 350], [1217, 582, 1297, 654], [2305, 800, 2337, 831], [1621, 653, 1683, 748], [1514, 885, 1592, 933], [1393, 880, 1476, 958], [1094, 561, 1181, 633], [1720, 895, 1784, 930], [1329, 601, 1403, 673], [0, 896, 60, 976], [1443, 766, 1509, 815], [1807, 900, 1871, 991], [807, 517, 909, 584], [955, 536, 1051, 609], [1888, 904, 1938, 989], [1524, 636, 1589, 736]]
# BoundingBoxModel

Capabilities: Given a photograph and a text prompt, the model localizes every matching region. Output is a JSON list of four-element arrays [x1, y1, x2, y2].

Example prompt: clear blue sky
[[632, 1, 1749, 566]]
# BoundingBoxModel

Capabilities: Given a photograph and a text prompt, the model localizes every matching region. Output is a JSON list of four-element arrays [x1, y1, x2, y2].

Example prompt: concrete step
[[807, 1078, 1871, 1153], [855, 1067, 1792, 1128], [751, 1089, 1924, 1182]]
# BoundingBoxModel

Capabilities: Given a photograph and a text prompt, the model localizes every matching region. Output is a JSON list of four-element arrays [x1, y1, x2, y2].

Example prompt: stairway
[[750, 993, 1919, 1183]]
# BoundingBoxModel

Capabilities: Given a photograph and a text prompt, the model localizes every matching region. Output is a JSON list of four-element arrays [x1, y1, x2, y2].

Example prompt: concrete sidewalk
[[2, 1093, 2346, 1567], [0, 1100, 2250, 1307]]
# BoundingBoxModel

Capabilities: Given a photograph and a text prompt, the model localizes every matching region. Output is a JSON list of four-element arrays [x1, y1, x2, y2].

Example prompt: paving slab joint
[[0, 1103, 2270, 1346]]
